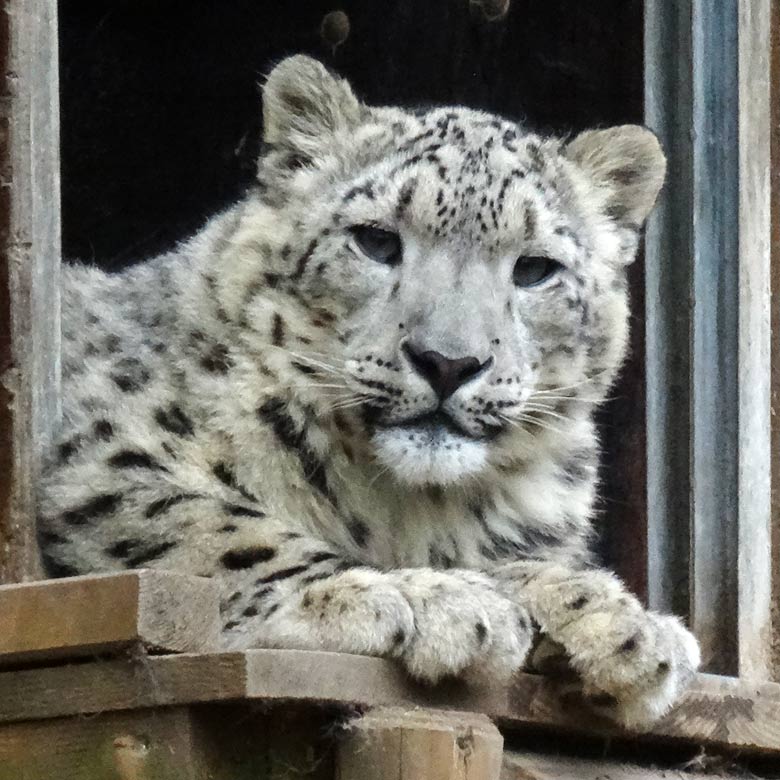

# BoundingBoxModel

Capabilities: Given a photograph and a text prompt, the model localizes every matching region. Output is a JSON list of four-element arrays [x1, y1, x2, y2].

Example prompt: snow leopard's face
[[250, 57, 665, 486]]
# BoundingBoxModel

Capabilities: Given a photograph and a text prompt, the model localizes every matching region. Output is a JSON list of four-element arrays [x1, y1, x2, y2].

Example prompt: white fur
[[39, 55, 697, 727]]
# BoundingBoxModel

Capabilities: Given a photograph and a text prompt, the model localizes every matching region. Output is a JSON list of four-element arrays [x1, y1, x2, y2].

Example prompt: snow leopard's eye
[[350, 226, 402, 266], [512, 255, 562, 288]]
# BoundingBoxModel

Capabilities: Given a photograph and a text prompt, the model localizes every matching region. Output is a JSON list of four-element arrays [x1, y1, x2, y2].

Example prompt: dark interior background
[[58, 0, 648, 595]]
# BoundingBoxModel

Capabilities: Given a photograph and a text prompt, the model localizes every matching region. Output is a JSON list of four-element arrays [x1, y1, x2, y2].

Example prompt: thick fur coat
[[39, 55, 699, 727]]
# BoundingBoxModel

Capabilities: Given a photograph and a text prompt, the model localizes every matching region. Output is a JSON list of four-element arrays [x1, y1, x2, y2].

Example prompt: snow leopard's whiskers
[[532, 368, 616, 397], [368, 463, 393, 488], [268, 344, 349, 380], [520, 404, 572, 423], [527, 394, 605, 405], [296, 383, 352, 391], [499, 412, 566, 438], [327, 395, 375, 412]]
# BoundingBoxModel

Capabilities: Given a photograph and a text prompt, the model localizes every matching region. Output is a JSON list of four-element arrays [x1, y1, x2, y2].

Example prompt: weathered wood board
[[0, 570, 221, 665], [0, 704, 336, 780], [644, 0, 775, 680], [337, 708, 504, 780], [1, 650, 780, 756], [0, 0, 61, 584], [501, 751, 751, 780], [0, 702, 763, 780]]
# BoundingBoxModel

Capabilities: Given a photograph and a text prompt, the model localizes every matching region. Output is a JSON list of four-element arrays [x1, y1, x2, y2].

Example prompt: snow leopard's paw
[[500, 565, 700, 727], [391, 569, 533, 685]]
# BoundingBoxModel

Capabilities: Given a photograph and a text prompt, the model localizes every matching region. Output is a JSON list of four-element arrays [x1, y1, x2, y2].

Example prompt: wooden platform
[[1, 571, 779, 779], [3, 648, 780, 755]]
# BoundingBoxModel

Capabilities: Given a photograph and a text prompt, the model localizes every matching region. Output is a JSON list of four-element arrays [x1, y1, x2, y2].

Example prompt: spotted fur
[[39, 56, 698, 727]]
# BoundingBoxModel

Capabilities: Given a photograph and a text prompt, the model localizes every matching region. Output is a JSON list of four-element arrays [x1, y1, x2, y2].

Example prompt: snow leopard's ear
[[262, 55, 362, 157], [565, 125, 666, 228]]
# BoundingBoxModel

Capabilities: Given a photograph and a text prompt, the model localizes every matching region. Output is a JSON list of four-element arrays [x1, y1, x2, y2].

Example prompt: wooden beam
[[643, 0, 694, 622], [0, 570, 221, 665], [0, 0, 61, 583], [0, 703, 339, 780], [769, 0, 780, 683], [0, 704, 339, 780], [337, 708, 503, 780], [0, 652, 248, 723], [501, 751, 749, 780], [688, 0, 741, 677], [0, 708, 210, 780], [644, 0, 775, 678], [735, 0, 774, 682], [0, 702, 763, 780], [2, 651, 780, 756]]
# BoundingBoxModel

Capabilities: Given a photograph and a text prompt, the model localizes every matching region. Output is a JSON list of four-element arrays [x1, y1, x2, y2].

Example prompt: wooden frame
[[769, 0, 780, 682], [0, 0, 60, 583], [0, 0, 778, 776], [5, 647, 780, 756], [644, 0, 775, 678], [1, 572, 780, 778]]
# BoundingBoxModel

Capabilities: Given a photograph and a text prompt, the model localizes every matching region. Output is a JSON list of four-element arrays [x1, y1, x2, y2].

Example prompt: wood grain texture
[[689, 0, 741, 676], [0, 0, 61, 584], [771, 0, 780, 684], [337, 708, 503, 780], [736, 0, 774, 682], [500, 752, 748, 780], [0, 703, 338, 780], [0, 707, 209, 780], [643, 0, 694, 621], [645, 0, 775, 679], [2, 651, 780, 755], [0, 652, 249, 723], [0, 570, 221, 665]]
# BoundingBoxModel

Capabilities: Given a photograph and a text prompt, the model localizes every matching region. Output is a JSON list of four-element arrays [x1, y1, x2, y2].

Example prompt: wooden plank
[[771, 0, 780, 682], [643, 0, 694, 621], [501, 751, 748, 780], [0, 652, 249, 723], [0, 570, 221, 665], [645, 0, 775, 678], [736, 0, 774, 681], [0, 707, 209, 780], [257, 661, 780, 755], [0, 0, 61, 584], [688, 0, 741, 676], [0, 703, 338, 780], [3, 651, 780, 756], [337, 708, 503, 780]]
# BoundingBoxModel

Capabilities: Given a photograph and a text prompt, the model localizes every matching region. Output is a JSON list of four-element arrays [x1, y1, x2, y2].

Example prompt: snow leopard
[[39, 55, 699, 727]]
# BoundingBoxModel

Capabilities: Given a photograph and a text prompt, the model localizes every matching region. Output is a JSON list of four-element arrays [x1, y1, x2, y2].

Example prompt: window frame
[[0, 0, 60, 583], [644, 0, 775, 679]]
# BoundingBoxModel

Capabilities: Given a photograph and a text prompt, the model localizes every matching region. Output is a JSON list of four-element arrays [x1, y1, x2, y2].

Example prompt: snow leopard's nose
[[402, 343, 492, 401]]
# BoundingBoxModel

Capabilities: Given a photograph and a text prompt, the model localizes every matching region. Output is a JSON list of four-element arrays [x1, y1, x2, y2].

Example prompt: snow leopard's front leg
[[41, 475, 531, 684], [492, 561, 700, 727], [226, 555, 534, 685]]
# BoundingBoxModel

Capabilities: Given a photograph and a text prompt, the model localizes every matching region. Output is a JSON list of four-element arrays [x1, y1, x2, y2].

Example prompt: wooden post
[[0, 0, 61, 583], [769, 0, 780, 682], [644, 0, 694, 622], [645, 0, 774, 678], [735, 0, 774, 682], [336, 708, 504, 780]]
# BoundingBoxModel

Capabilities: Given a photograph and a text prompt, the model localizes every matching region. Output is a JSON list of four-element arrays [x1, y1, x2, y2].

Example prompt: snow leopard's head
[[230, 56, 665, 486]]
